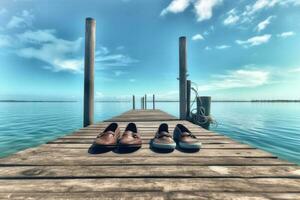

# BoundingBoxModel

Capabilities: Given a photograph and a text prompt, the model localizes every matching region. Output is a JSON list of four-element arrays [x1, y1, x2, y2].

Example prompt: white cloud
[[223, 9, 239, 25], [160, 0, 191, 16], [194, 0, 223, 22], [205, 46, 211, 50], [224, 15, 239, 26], [192, 34, 204, 41], [17, 29, 57, 43], [275, 0, 300, 6], [236, 34, 271, 47], [236, 0, 300, 25], [7, 10, 34, 29], [277, 31, 296, 38], [95, 91, 104, 100], [129, 78, 136, 82], [216, 45, 231, 49], [289, 67, 300, 73], [160, 0, 222, 22], [245, 0, 300, 16], [256, 16, 274, 32], [0, 34, 13, 48], [16, 29, 83, 72], [247, 0, 277, 15], [203, 31, 209, 36], [197, 68, 270, 91], [95, 54, 138, 67], [0, 8, 7, 15], [7, 16, 25, 28], [1, 10, 137, 74], [0, 28, 137, 73], [113, 70, 127, 77], [96, 46, 109, 56]]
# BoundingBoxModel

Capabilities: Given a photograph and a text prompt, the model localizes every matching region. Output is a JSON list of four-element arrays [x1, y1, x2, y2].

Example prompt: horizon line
[[1, 99, 300, 103]]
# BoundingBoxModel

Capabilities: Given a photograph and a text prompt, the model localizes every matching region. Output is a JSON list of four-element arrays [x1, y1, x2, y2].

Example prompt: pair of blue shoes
[[151, 123, 202, 150]]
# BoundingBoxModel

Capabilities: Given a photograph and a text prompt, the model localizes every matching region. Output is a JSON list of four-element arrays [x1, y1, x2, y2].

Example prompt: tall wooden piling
[[83, 17, 96, 127], [186, 80, 191, 119], [179, 36, 187, 120], [144, 94, 147, 110], [153, 94, 155, 110], [141, 97, 144, 109], [132, 95, 135, 110], [196, 96, 211, 128]]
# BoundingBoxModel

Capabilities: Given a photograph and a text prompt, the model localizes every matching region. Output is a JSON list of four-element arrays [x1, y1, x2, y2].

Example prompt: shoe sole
[[118, 143, 142, 148], [93, 143, 117, 148], [178, 141, 202, 149], [151, 141, 176, 150]]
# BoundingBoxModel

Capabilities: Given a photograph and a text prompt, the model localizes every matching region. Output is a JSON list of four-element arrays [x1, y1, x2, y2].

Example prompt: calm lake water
[[0, 102, 299, 164]]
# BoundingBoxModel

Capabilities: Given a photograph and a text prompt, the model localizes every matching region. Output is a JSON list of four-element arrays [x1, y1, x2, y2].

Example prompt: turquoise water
[[0, 102, 299, 165]]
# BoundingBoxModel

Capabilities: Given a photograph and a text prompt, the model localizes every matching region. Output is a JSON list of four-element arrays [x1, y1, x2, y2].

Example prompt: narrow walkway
[[0, 110, 299, 199]]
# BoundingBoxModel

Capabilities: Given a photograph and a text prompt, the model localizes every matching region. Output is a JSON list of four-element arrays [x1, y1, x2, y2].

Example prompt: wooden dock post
[[179, 36, 187, 120], [144, 94, 147, 110], [132, 95, 135, 110], [153, 94, 155, 110], [186, 80, 191, 119], [83, 17, 96, 127], [141, 97, 144, 109], [196, 96, 211, 128]]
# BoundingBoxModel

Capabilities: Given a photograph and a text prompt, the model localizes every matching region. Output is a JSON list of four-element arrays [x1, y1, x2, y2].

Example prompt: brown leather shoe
[[151, 123, 176, 149], [94, 123, 120, 147], [118, 123, 142, 148], [173, 124, 201, 149]]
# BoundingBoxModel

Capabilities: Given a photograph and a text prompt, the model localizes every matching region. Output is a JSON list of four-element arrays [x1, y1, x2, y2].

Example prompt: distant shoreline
[[0, 100, 299, 103]]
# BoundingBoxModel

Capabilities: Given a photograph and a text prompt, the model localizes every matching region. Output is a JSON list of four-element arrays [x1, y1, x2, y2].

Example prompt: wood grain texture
[[0, 178, 300, 192], [1, 192, 300, 200], [0, 109, 299, 199], [1, 166, 300, 178]]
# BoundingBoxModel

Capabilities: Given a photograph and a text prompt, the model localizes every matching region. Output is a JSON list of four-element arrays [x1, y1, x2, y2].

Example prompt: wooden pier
[[0, 109, 300, 199]]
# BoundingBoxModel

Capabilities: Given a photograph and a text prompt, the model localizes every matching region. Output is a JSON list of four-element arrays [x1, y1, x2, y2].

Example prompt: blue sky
[[0, 0, 300, 100]]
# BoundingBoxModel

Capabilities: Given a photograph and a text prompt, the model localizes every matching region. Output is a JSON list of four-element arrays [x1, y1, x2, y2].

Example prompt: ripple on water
[[212, 103, 300, 164]]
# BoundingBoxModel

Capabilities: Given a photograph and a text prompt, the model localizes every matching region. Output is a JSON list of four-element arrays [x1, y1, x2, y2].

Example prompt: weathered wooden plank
[[83, 127, 209, 132], [89, 123, 205, 128], [105, 109, 178, 122], [72, 129, 215, 134], [0, 166, 299, 178], [40, 143, 255, 149], [0, 156, 291, 166], [0, 192, 299, 200], [0, 178, 299, 192], [169, 192, 300, 200], [0, 192, 164, 200], [48, 138, 238, 144], [59, 135, 229, 140], [91, 120, 201, 126], [12, 148, 275, 158]]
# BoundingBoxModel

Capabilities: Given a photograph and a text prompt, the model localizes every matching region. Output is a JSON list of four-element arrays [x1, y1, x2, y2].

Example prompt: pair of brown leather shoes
[[94, 123, 142, 148], [151, 123, 201, 150]]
